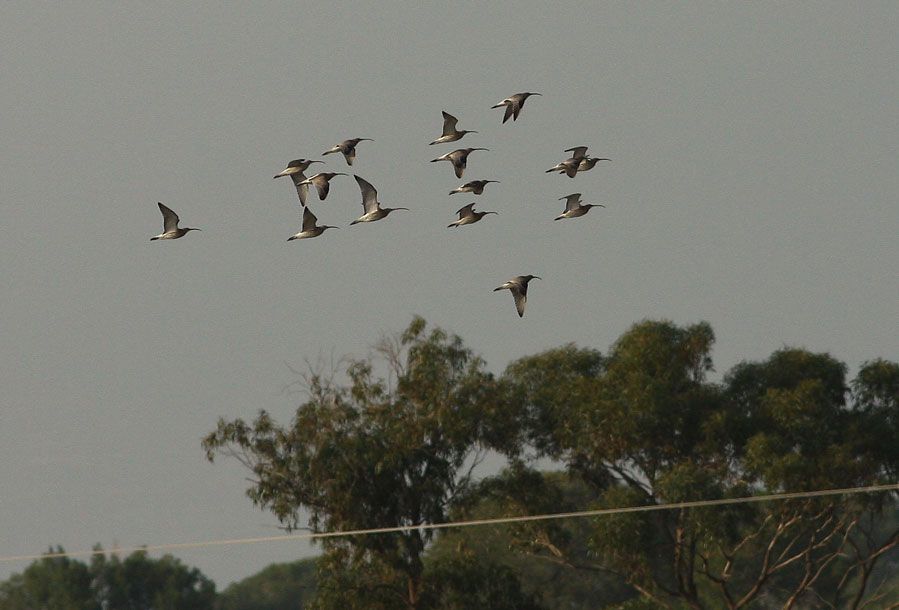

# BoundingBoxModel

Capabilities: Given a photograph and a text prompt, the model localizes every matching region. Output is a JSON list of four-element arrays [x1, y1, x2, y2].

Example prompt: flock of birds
[[150, 92, 610, 317]]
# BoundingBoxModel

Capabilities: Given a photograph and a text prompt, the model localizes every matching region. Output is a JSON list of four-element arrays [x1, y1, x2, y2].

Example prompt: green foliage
[[91, 550, 216, 609], [215, 558, 317, 610], [204, 316, 898, 609], [420, 556, 544, 610], [203, 317, 503, 608], [0, 549, 97, 610], [431, 471, 638, 609], [0, 548, 215, 610], [496, 320, 899, 609]]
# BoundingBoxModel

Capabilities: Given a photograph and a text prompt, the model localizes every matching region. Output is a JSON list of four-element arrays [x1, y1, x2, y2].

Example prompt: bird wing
[[456, 203, 476, 218], [343, 148, 356, 166], [301, 206, 318, 232], [502, 104, 514, 124], [565, 146, 589, 160], [315, 176, 331, 200], [158, 202, 179, 233], [441, 111, 458, 135], [354, 175, 379, 213], [562, 193, 582, 212], [453, 157, 466, 178], [290, 171, 308, 206], [511, 284, 528, 317], [564, 161, 579, 178]]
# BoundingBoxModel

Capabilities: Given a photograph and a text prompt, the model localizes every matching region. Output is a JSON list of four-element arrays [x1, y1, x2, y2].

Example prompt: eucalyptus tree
[[487, 321, 899, 610], [203, 317, 501, 609]]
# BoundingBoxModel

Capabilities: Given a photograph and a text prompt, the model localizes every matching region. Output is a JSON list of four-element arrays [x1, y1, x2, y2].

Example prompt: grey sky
[[1, 1, 896, 587]]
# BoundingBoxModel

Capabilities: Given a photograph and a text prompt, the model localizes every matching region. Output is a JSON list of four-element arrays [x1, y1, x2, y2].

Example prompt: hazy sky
[[1, 2, 896, 588]]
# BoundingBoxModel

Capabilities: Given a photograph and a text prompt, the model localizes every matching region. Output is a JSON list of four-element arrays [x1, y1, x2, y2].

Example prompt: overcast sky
[[1, 1, 896, 588]]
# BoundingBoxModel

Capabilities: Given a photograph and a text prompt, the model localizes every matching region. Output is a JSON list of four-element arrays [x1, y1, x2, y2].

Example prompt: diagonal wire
[[1, 482, 896, 564]]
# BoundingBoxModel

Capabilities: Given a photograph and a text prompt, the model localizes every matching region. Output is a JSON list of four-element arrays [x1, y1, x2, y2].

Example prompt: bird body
[[554, 193, 605, 220], [494, 275, 541, 317], [274, 159, 323, 206], [429, 111, 477, 145], [448, 179, 499, 195], [447, 203, 497, 228], [150, 202, 200, 240], [288, 206, 338, 240], [322, 138, 373, 166], [298, 172, 347, 201], [491, 92, 541, 123], [431, 147, 488, 179], [546, 158, 581, 178], [349, 175, 408, 225], [273, 158, 321, 179]]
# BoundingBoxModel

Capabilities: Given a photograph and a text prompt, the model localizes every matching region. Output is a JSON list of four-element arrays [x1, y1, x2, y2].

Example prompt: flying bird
[[430, 111, 477, 145], [150, 202, 200, 241], [448, 179, 499, 196], [431, 148, 489, 179], [577, 156, 611, 172], [288, 206, 339, 240], [447, 203, 497, 228], [297, 172, 347, 201], [349, 175, 409, 225], [554, 193, 605, 221], [322, 138, 373, 166], [545, 158, 581, 178], [546, 147, 593, 178], [494, 275, 541, 317], [273, 158, 323, 206], [491, 92, 541, 123]]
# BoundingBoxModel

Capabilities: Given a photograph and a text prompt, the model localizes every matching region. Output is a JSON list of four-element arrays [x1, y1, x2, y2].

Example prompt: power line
[[1, 482, 896, 564]]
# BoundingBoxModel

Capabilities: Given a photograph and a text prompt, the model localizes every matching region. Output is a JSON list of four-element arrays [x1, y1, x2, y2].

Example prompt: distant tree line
[[0, 548, 215, 609], [0, 549, 317, 610]]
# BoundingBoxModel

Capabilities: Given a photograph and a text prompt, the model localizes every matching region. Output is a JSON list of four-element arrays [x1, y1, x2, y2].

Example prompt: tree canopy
[[0, 548, 215, 610], [203, 317, 898, 609]]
